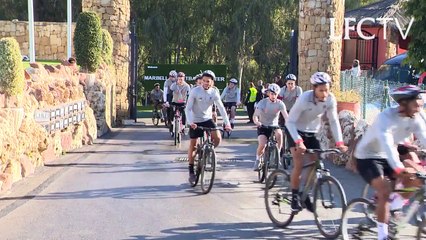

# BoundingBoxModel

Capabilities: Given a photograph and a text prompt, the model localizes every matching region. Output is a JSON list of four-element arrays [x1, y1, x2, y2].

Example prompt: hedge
[[73, 11, 102, 73], [0, 37, 24, 95], [101, 29, 113, 64]]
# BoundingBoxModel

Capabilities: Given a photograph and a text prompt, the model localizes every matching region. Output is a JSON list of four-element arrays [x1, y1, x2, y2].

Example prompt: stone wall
[[0, 20, 75, 60], [298, 0, 344, 90], [0, 63, 98, 193], [83, 0, 130, 124]]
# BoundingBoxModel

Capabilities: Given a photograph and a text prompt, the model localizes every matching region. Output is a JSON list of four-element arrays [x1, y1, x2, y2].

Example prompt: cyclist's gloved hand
[[295, 141, 307, 153], [224, 124, 232, 131], [337, 145, 348, 153], [255, 121, 262, 128], [190, 123, 197, 129]]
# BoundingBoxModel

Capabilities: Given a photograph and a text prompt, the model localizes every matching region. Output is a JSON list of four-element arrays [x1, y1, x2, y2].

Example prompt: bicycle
[[280, 130, 292, 170], [264, 148, 346, 239], [172, 105, 185, 146], [342, 172, 426, 239], [151, 102, 163, 126], [256, 125, 283, 184], [222, 105, 232, 139], [189, 126, 221, 194]]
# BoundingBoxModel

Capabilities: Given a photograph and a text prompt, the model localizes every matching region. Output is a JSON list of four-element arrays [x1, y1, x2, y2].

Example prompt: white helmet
[[202, 70, 216, 81], [310, 72, 332, 85], [267, 83, 281, 94], [229, 78, 238, 84], [169, 70, 177, 78], [391, 85, 425, 103]]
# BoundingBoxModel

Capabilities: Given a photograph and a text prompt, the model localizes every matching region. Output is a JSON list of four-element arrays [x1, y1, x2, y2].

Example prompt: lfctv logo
[[329, 17, 415, 40]]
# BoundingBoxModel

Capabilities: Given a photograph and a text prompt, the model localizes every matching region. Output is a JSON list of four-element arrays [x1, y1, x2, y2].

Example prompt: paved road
[[0, 118, 419, 239]]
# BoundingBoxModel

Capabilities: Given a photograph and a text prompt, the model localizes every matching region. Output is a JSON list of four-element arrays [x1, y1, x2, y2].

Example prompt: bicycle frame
[[300, 154, 331, 203]]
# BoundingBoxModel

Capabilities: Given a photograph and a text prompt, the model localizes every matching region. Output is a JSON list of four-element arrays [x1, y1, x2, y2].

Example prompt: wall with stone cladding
[[298, 0, 344, 90], [83, 0, 130, 124], [0, 63, 98, 193], [0, 20, 75, 60]]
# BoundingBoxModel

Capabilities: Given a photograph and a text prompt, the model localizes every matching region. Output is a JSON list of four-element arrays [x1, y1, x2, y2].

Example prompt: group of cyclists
[[151, 68, 426, 240]]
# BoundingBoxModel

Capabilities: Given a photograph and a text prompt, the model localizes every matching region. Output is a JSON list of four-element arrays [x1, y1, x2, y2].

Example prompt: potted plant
[[332, 87, 362, 119]]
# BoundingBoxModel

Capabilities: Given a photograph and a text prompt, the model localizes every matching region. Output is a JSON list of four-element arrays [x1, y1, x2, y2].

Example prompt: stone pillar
[[82, 0, 130, 124], [385, 30, 398, 59], [298, 0, 344, 90]]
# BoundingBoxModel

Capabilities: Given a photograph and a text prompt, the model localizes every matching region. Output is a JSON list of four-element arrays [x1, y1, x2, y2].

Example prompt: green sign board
[[142, 64, 227, 92]]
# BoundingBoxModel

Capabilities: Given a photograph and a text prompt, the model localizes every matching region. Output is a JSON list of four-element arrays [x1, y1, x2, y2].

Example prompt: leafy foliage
[[131, 0, 298, 83], [73, 11, 102, 73], [101, 29, 114, 64], [0, 38, 24, 95], [404, 0, 426, 72], [0, 0, 82, 22]]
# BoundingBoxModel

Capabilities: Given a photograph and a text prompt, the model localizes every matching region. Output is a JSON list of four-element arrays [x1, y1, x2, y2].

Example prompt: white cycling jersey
[[285, 90, 343, 144], [254, 98, 288, 126], [221, 86, 241, 103], [185, 86, 230, 125], [354, 107, 426, 172]]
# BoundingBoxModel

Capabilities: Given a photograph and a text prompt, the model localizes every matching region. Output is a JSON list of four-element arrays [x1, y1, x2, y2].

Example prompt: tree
[[0, 38, 25, 96], [405, 0, 426, 72]]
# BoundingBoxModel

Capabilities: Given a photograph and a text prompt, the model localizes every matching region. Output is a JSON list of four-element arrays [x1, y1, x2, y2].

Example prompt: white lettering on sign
[[144, 75, 168, 81], [147, 66, 158, 69], [329, 17, 415, 40], [34, 110, 51, 122]]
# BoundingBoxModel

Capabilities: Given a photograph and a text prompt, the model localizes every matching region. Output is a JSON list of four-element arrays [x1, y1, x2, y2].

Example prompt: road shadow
[[125, 221, 325, 239]]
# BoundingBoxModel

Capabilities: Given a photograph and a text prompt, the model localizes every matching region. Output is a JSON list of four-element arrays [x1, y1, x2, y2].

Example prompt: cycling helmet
[[202, 70, 216, 81], [391, 85, 426, 103], [193, 73, 202, 81], [267, 83, 281, 94], [285, 74, 297, 81], [229, 78, 238, 84], [310, 72, 332, 85], [177, 71, 185, 77], [169, 70, 177, 78], [154, 83, 160, 87]]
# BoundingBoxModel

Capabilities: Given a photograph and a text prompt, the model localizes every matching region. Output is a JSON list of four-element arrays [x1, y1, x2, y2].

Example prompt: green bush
[[73, 11, 102, 73], [0, 37, 24, 95], [101, 29, 113, 64]]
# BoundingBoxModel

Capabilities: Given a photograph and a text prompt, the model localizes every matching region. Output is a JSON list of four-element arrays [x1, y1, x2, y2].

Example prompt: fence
[[340, 70, 408, 124]]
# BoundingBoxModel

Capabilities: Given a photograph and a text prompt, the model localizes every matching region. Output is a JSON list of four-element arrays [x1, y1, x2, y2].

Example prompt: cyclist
[[252, 83, 288, 171], [150, 83, 164, 121], [169, 72, 191, 136], [193, 73, 203, 88], [354, 85, 426, 240], [221, 78, 241, 129], [164, 70, 178, 127], [185, 70, 232, 183], [286, 72, 347, 213]]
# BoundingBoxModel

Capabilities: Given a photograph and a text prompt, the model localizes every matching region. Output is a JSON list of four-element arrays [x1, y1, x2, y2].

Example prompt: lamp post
[[28, 0, 35, 63], [67, 0, 72, 59]]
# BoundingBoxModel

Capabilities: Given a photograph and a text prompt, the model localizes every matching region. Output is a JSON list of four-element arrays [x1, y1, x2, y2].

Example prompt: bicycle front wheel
[[313, 175, 347, 239], [266, 146, 280, 188], [174, 118, 180, 145], [341, 198, 377, 240], [264, 169, 294, 228], [200, 147, 216, 194]]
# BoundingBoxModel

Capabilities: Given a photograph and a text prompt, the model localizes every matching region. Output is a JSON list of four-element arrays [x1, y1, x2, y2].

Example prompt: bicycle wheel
[[174, 118, 180, 145], [313, 175, 347, 239], [266, 146, 280, 188], [341, 198, 377, 240], [200, 147, 216, 194], [190, 147, 202, 187], [264, 169, 294, 228], [417, 212, 426, 240], [258, 149, 268, 183], [152, 113, 159, 126]]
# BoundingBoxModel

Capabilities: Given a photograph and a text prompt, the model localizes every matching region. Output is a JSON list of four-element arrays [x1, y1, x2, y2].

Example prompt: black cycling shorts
[[356, 158, 395, 184], [287, 131, 320, 150], [257, 126, 275, 138], [397, 144, 410, 156], [189, 119, 217, 139], [224, 102, 237, 109]]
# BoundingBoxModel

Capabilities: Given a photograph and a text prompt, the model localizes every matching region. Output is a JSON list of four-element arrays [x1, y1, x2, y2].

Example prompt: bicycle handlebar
[[306, 148, 341, 154]]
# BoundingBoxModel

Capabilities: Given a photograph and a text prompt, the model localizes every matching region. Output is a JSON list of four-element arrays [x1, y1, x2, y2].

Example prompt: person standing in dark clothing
[[245, 82, 257, 123]]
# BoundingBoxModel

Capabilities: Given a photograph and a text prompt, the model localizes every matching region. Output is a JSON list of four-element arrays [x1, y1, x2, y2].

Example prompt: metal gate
[[353, 30, 377, 69]]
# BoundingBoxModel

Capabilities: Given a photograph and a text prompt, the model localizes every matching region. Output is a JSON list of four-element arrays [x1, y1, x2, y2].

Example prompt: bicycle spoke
[[342, 198, 378, 240]]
